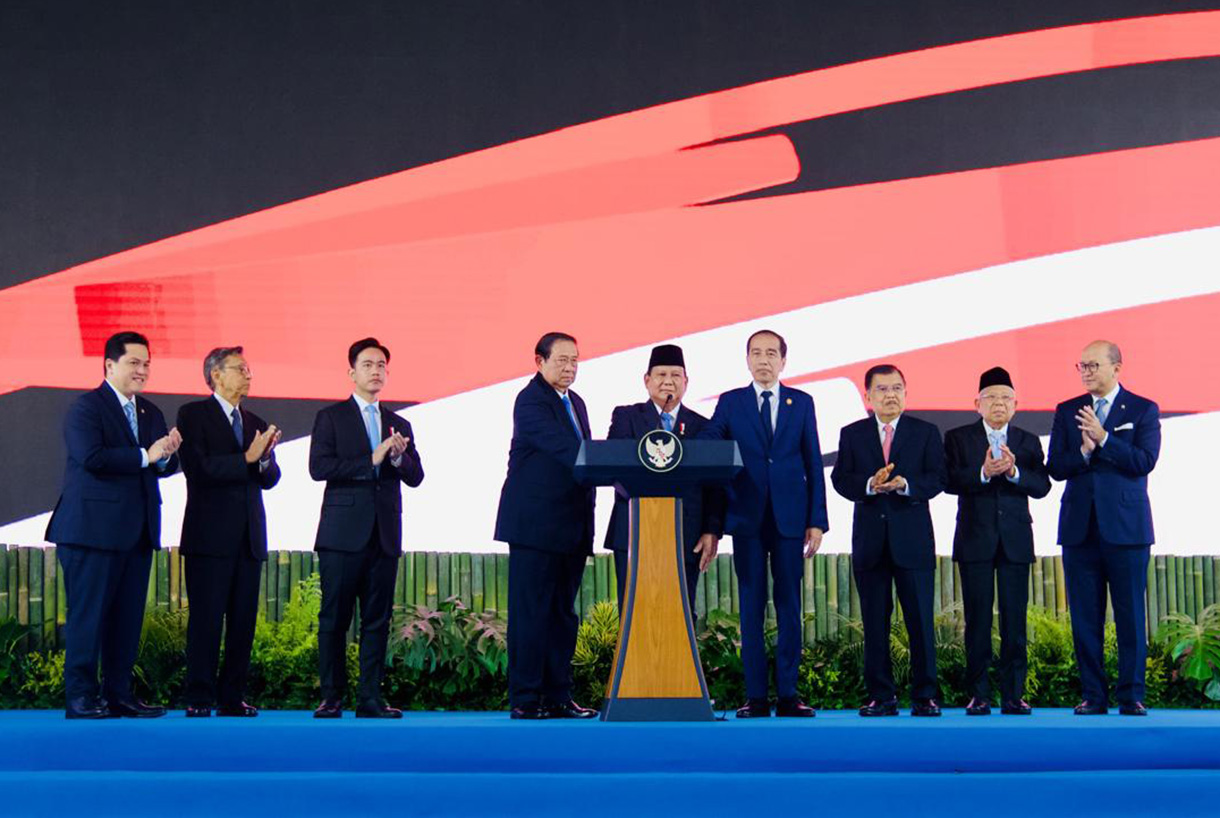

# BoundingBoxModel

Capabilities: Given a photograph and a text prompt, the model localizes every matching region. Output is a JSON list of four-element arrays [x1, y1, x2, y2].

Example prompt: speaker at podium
[[575, 434, 741, 721]]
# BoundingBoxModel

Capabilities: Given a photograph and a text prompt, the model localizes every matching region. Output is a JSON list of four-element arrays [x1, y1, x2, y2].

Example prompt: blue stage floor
[[2, 709, 1219, 817]]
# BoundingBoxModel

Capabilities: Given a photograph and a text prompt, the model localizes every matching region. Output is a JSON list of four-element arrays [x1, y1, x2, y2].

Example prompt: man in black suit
[[944, 367, 1050, 716], [177, 346, 282, 717], [831, 364, 946, 717], [46, 331, 182, 719], [604, 344, 723, 615], [494, 332, 598, 720], [309, 337, 424, 718]]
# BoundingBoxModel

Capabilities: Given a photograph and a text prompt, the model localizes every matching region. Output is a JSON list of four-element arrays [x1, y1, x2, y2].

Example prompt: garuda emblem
[[638, 429, 682, 473]]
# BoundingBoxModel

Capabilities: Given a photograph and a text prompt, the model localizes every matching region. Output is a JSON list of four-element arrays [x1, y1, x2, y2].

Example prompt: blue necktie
[[1094, 397, 1109, 426], [231, 408, 244, 448], [364, 405, 380, 452], [760, 390, 774, 446], [561, 394, 583, 439], [988, 430, 1003, 460], [123, 401, 138, 443], [661, 411, 674, 432]]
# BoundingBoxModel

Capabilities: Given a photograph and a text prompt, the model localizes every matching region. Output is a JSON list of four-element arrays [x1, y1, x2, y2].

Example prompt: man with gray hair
[[176, 346, 282, 717]]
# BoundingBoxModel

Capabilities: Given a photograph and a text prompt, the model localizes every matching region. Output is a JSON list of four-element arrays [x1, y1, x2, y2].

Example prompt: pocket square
[[1114, 422, 1134, 431]]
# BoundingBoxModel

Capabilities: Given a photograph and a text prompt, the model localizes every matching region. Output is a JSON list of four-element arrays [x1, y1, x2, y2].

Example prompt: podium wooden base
[[601, 497, 713, 722]]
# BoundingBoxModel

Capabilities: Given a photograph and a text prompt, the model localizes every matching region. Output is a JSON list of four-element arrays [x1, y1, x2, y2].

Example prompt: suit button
[[998, 510, 1003, 515], [768, 458, 773, 464], [880, 513, 886, 520]]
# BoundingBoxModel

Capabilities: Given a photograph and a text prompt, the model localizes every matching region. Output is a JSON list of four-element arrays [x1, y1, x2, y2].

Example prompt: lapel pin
[[785, 397, 792, 405]]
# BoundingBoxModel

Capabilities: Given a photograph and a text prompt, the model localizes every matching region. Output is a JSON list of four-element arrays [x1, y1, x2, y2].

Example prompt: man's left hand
[[803, 527, 824, 558]]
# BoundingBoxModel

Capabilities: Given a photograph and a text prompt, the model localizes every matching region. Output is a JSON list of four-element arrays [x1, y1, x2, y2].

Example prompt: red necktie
[[882, 423, 894, 463]]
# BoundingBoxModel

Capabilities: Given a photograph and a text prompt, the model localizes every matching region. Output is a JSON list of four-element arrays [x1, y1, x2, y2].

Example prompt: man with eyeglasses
[[944, 367, 1050, 716], [309, 337, 424, 718], [494, 332, 598, 720], [1047, 341, 1160, 716], [177, 346, 282, 717], [831, 364, 946, 717]]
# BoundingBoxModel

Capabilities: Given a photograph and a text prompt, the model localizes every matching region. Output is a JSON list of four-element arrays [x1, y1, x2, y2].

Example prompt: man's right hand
[[371, 436, 396, 466], [869, 463, 895, 493], [245, 428, 277, 464]]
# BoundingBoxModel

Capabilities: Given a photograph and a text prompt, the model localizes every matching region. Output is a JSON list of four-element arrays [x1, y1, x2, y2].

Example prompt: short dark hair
[[203, 346, 244, 388], [864, 363, 906, 390], [746, 329, 787, 358], [535, 332, 577, 360], [348, 337, 391, 368], [103, 331, 150, 372]]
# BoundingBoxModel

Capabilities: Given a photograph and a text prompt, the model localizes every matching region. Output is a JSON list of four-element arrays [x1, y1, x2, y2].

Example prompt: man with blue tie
[[495, 332, 598, 720], [604, 344, 723, 615], [1047, 341, 1160, 716], [699, 330, 828, 718], [309, 337, 424, 718], [46, 331, 182, 719], [831, 364, 946, 717]]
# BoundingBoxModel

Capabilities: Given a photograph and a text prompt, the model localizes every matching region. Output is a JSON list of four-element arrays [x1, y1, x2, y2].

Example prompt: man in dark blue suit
[[699, 330, 828, 718], [1047, 340, 1160, 716], [944, 367, 1050, 716], [309, 337, 424, 719], [177, 346, 282, 718], [46, 331, 182, 719], [831, 364, 946, 717], [494, 332, 597, 720], [604, 344, 723, 615]]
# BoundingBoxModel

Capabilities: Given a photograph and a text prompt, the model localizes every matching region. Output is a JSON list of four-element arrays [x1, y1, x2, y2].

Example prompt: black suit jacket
[[493, 372, 595, 555], [177, 397, 282, 560], [45, 382, 179, 550], [308, 398, 424, 555], [603, 401, 725, 554], [944, 421, 1051, 563], [830, 414, 946, 571]]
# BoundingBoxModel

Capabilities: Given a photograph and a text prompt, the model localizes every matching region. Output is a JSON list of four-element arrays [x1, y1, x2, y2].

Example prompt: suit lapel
[[864, 416, 886, 467], [772, 384, 790, 444], [206, 396, 242, 452], [347, 397, 375, 454], [886, 414, 912, 464], [1102, 387, 1128, 433], [99, 383, 139, 446], [743, 386, 768, 448]]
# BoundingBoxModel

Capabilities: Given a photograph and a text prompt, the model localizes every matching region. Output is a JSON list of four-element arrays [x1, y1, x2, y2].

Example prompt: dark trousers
[[316, 529, 399, 706], [57, 540, 153, 704], [853, 540, 938, 702], [1062, 508, 1150, 705], [183, 548, 263, 708], [733, 508, 804, 700], [959, 551, 1029, 703], [507, 545, 586, 708], [613, 549, 700, 619]]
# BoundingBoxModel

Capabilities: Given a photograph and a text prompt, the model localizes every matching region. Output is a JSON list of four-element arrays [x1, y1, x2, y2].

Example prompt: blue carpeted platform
[[2, 709, 1219, 817]]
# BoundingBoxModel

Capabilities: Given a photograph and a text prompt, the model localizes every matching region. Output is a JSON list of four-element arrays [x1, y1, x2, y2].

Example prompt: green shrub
[[248, 574, 323, 708], [571, 601, 619, 709], [17, 650, 65, 708], [133, 609, 189, 707]]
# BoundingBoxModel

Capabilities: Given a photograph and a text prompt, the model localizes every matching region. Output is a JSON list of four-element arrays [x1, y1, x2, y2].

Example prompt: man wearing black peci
[[604, 344, 723, 616], [944, 367, 1050, 716], [310, 337, 424, 719], [177, 346, 282, 718]]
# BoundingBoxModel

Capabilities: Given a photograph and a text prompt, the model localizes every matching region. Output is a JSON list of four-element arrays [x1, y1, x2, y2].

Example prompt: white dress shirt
[[751, 381, 780, 431]]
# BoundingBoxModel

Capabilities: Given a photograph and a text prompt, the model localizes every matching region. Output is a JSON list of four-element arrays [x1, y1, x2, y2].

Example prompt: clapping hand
[[148, 428, 183, 462]]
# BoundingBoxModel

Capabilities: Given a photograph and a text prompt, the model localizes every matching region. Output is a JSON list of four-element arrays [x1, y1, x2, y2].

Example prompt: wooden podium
[[575, 436, 741, 721]]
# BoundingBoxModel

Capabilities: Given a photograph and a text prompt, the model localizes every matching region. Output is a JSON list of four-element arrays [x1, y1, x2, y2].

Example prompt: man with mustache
[[831, 364, 946, 717], [310, 337, 424, 718], [47, 330, 182, 719], [1047, 341, 1160, 716], [944, 367, 1050, 716], [699, 330, 828, 718]]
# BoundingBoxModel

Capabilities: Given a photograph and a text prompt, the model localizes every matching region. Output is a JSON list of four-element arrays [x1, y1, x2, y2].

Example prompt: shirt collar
[[652, 400, 682, 417], [981, 418, 1009, 438], [752, 381, 780, 400], [1093, 383, 1121, 408], [875, 413, 901, 433], [213, 392, 238, 419], [105, 379, 136, 409], [352, 393, 379, 414]]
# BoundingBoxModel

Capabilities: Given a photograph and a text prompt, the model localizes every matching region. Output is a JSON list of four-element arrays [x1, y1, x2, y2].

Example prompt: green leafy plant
[[0, 618, 28, 694], [17, 650, 65, 708], [248, 574, 323, 708], [1159, 604, 1220, 701], [571, 601, 620, 709], [133, 609, 189, 707]]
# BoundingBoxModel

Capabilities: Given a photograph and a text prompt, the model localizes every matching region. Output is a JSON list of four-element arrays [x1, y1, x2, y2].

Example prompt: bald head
[[1078, 340, 1123, 396]]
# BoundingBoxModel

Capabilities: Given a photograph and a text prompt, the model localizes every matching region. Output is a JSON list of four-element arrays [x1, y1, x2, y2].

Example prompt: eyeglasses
[[871, 384, 905, 395], [223, 364, 253, 377], [979, 393, 1014, 404], [1075, 362, 1105, 374], [551, 356, 578, 367]]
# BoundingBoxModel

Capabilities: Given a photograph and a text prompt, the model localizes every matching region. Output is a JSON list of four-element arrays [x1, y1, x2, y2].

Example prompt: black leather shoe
[[355, 702, 403, 719], [509, 703, 547, 720], [736, 699, 771, 718], [546, 699, 598, 719], [184, 706, 212, 718], [911, 699, 942, 717], [1074, 700, 1108, 715], [775, 697, 815, 717], [65, 697, 111, 720], [108, 698, 166, 718], [965, 697, 992, 716], [313, 700, 343, 719], [216, 702, 258, 717], [858, 698, 899, 717], [1119, 701, 1148, 716], [1001, 699, 1033, 716]]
